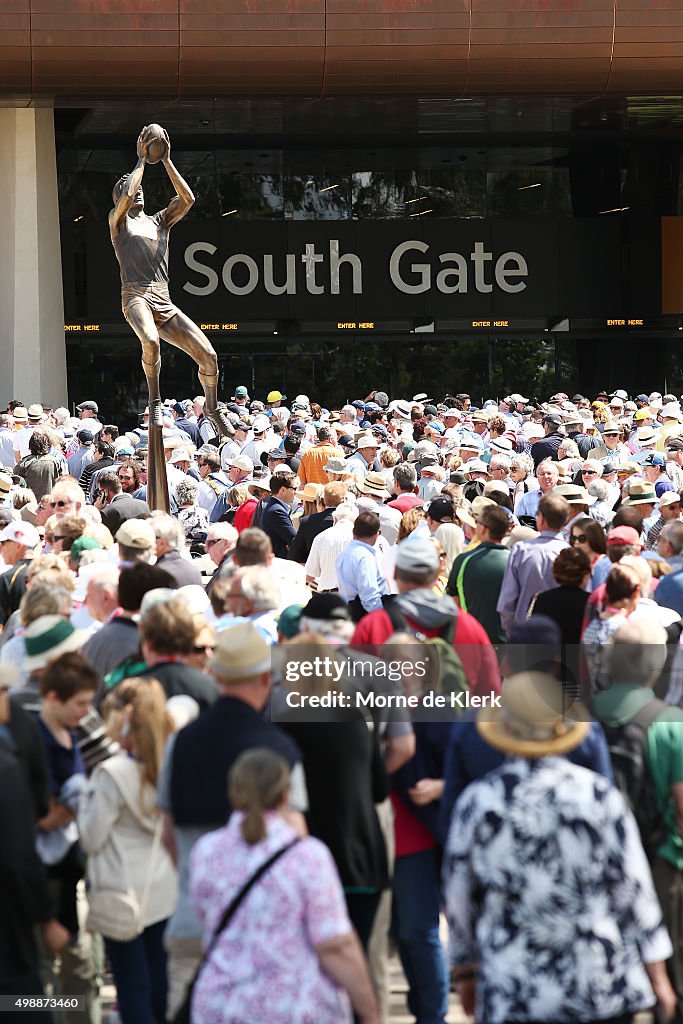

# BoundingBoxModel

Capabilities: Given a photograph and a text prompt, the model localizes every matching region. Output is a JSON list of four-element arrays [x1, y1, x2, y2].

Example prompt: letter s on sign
[[183, 242, 218, 296], [389, 241, 430, 295]]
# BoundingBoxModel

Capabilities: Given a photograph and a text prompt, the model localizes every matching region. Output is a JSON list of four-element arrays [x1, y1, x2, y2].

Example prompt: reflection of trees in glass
[[490, 338, 556, 399], [284, 177, 351, 220], [487, 168, 572, 218], [351, 168, 487, 219], [216, 174, 283, 220]]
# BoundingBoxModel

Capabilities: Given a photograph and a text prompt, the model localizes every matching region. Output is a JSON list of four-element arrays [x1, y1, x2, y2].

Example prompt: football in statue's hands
[[145, 124, 167, 165]]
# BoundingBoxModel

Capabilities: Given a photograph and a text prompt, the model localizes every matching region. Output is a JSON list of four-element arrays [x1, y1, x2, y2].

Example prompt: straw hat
[[209, 621, 271, 680], [623, 480, 658, 505], [295, 482, 324, 502], [477, 672, 590, 758], [24, 615, 88, 670], [358, 472, 390, 498]]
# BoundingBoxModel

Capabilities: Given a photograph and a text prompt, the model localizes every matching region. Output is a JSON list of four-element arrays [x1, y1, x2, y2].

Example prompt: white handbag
[[86, 817, 163, 942]]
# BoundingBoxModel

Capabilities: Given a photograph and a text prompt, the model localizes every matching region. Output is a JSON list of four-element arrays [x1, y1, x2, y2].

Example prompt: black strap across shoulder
[[205, 837, 300, 961], [172, 837, 300, 1024]]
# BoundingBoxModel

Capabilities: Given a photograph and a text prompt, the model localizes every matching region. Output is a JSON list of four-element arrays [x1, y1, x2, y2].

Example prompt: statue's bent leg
[[159, 310, 234, 438], [124, 299, 164, 427]]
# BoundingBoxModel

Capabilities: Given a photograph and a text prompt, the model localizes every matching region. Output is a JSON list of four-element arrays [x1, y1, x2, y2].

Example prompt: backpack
[[385, 603, 469, 708], [601, 698, 668, 859]]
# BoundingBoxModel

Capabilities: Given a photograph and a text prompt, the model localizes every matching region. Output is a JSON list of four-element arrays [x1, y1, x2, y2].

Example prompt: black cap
[[426, 496, 455, 523], [77, 428, 94, 443], [77, 400, 98, 413], [601, 460, 616, 475], [337, 433, 355, 448], [302, 593, 350, 621], [543, 412, 562, 427]]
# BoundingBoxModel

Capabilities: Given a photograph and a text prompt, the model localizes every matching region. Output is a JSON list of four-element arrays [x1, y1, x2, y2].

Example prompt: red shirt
[[351, 605, 501, 699], [390, 791, 437, 858], [387, 494, 423, 513], [234, 498, 257, 533]]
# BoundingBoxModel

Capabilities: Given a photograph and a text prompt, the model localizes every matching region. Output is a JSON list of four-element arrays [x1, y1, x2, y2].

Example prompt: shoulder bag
[[86, 815, 163, 942], [173, 837, 300, 1024]]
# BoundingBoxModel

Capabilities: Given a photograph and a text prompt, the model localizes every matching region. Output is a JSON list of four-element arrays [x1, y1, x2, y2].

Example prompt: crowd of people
[[2, 383, 683, 1024]]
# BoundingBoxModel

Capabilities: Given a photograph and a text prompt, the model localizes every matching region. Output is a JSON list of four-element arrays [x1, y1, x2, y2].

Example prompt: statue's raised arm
[[109, 125, 233, 511]]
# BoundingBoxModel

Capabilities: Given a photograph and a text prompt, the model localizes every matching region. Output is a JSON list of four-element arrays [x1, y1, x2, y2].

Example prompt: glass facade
[[55, 97, 683, 415]]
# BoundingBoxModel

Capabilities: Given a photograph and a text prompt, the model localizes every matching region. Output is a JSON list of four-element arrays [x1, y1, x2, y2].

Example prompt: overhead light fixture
[[319, 184, 339, 192], [221, 209, 238, 217], [598, 206, 630, 214], [409, 209, 433, 218], [73, 215, 84, 222], [405, 197, 427, 204], [517, 183, 542, 191]]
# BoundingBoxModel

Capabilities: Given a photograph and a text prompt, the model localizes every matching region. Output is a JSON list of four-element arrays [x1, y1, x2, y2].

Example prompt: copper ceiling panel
[[1, 0, 683, 97], [30, 0, 179, 97], [469, 0, 613, 94], [0, 2, 30, 93], [179, 0, 325, 95], [325, 0, 467, 94]]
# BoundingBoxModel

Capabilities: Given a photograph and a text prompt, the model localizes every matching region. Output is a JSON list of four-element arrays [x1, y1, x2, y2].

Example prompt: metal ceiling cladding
[[4, 0, 683, 99]]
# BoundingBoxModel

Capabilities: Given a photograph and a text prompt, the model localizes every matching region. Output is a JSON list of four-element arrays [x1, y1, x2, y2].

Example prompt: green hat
[[277, 604, 303, 639], [70, 536, 101, 564]]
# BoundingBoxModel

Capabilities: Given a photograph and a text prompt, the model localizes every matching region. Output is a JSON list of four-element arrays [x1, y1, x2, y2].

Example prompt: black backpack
[[602, 698, 668, 859]]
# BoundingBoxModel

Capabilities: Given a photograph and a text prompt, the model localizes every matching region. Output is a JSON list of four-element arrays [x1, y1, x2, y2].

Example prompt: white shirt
[[305, 520, 354, 591], [220, 438, 244, 470], [12, 426, 35, 459]]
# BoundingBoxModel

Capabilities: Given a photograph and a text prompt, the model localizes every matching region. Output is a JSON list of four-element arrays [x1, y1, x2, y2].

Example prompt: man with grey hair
[[657, 520, 683, 571], [594, 617, 683, 1017], [151, 511, 203, 587], [205, 521, 239, 597], [587, 477, 616, 526], [489, 454, 514, 495], [212, 565, 280, 643], [388, 462, 421, 513]]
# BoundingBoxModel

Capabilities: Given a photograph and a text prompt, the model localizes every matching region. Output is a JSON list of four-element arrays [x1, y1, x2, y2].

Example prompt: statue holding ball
[[109, 124, 233, 446]]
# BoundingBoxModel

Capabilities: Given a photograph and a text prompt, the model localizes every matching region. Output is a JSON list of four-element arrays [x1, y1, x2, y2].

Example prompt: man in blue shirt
[[514, 459, 559, 520], [335, 509, 387, 621]]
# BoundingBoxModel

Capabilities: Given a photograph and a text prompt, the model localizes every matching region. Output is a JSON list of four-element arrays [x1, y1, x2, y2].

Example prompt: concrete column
[[0, 107, 67, 408]]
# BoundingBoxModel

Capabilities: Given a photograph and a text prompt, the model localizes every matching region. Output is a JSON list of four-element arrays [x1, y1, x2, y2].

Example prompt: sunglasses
[[581, 470, 598, 476], [205, 538, 223, 548], [193, 645, 214, 655], [570, 534, 588, 544], [48, 500, 71, 509]]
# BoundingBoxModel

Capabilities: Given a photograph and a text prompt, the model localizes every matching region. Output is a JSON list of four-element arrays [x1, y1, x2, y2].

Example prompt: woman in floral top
[[443, 671, 676, 1024], [189, 748, 378, 1024]]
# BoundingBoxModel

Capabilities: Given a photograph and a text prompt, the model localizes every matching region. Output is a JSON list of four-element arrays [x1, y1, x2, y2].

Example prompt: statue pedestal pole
[[147, 422, 170, 512]]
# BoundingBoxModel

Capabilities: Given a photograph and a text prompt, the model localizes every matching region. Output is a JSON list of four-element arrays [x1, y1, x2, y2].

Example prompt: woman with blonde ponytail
[[78, 678, 177, 1024], [189, 748, 379, 1024]]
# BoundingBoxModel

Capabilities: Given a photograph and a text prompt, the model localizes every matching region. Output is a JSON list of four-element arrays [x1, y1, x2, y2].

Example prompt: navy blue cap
[[289, 420, 306, 435]]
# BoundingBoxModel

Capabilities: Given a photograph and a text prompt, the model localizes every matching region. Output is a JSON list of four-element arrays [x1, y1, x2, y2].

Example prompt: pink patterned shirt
[[189, 812, 353, 1024]]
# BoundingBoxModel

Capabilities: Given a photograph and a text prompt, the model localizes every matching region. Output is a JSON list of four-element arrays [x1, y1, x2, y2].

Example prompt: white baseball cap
[[0, 521, 40, 548]]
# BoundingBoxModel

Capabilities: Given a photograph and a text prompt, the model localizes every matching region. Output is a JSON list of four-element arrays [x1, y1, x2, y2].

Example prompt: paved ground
[[101, 957, 655, 1024], [388, 954, 467, 1023]]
